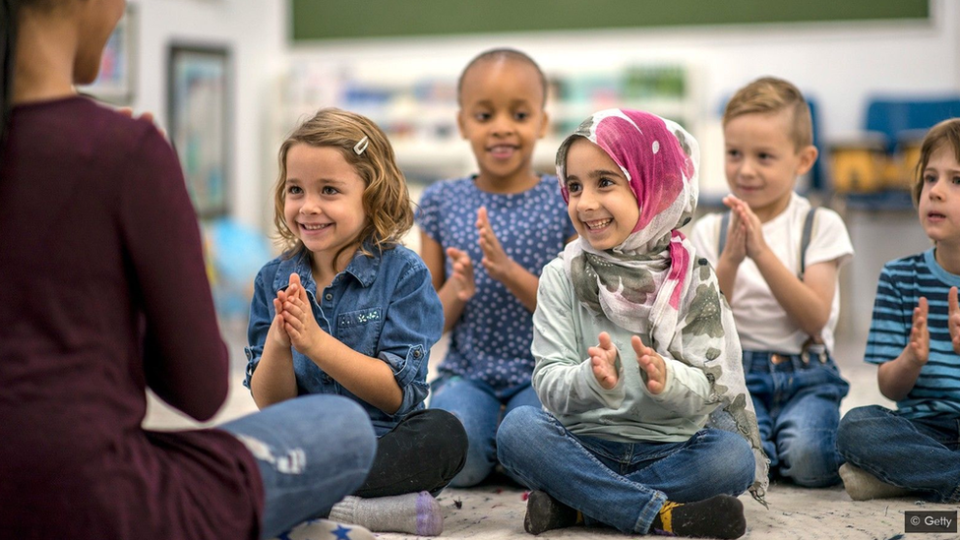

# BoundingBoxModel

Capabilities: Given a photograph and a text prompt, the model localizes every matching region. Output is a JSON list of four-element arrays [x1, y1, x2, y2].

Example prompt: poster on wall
[[79, 5, 135, 104], [168, 44, 231, 218]]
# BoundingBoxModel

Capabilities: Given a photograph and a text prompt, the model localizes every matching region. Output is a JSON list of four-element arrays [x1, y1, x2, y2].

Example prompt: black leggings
[[354, 408, 467, 498]]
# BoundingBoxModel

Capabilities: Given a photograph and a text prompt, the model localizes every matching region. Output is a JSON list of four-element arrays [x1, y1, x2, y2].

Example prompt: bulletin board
[[291, 0, 929, 42]]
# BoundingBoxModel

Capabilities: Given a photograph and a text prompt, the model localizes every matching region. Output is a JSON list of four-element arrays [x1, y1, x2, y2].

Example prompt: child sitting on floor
[[497, 109, 767, 539], [837, 118, 960, 503]]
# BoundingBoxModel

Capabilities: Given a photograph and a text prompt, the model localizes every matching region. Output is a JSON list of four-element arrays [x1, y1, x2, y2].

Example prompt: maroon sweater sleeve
[[119, 125, 229, 420]]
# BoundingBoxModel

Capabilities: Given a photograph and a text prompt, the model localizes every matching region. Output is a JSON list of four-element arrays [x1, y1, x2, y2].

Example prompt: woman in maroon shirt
[[0, 2, 376, 539]]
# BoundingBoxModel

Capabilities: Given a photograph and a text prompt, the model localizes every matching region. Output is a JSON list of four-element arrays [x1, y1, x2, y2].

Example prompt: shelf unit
[[277, 61, 703, 183]]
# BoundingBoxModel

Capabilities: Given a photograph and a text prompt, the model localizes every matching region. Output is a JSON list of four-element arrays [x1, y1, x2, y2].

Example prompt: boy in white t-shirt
[[691, 77, 854, 488]]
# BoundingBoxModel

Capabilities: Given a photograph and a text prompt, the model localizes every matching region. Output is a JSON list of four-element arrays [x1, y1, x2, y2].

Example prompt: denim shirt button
[[413, 349, 422, 358], [324, 293, 333, 301]]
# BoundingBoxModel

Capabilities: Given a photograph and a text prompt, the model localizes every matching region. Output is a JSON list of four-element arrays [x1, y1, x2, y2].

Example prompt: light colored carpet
[[143, 327, 959, 540], [279, 480, 957, 540]]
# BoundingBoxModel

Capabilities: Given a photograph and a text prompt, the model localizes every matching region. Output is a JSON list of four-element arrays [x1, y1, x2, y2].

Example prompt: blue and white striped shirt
[[865, 249, 960, 418]]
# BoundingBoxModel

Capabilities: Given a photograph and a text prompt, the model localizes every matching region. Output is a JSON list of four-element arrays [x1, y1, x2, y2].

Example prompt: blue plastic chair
[[865, 97, 960, 153]]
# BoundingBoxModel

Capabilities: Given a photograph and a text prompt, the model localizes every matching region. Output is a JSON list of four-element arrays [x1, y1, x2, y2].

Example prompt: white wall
[[128, 0, 286, 230]]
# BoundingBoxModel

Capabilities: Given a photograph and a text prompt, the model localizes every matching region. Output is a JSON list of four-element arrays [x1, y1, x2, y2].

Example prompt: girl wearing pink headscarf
[[497, 110, 766, 539]]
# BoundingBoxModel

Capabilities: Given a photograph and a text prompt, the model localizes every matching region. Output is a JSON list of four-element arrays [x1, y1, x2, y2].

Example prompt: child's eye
[[758, 152, 773, 161], [952, 175, 960, 185], [514, 111, 529, 121], [322, 186, 340, 195], [287, 185, 303, 195], [474, 112, 491, 122], [726, 149, 740, 159], [598, 177, 615, 188], [566, 181, 582, 194], [924, 174, 938, 184]]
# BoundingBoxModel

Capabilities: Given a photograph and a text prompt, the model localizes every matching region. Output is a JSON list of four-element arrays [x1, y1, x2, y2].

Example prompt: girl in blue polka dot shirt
[[417, 48, 576, 487]]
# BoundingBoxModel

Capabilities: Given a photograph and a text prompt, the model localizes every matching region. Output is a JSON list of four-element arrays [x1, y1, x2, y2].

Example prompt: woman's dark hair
[[1, 0, 20, 151]]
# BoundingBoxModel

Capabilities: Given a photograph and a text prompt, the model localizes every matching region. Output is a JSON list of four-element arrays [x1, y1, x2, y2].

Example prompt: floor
[[143, 319, 959, 540]]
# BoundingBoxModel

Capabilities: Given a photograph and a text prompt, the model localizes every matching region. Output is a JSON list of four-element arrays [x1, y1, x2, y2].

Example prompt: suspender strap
[[799, 208, 817, 279], [718, 211, 730, 256]]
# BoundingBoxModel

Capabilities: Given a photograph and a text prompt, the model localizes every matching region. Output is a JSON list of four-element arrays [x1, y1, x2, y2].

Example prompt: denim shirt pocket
[[337, 307, 383, 357]]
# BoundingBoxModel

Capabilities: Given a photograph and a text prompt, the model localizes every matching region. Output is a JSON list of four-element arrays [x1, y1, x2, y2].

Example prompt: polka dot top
[[417, 175, 576, 392]]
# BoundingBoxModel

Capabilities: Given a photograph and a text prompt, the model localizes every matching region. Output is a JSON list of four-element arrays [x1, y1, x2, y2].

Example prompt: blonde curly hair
[[273, 108, 413, 263]]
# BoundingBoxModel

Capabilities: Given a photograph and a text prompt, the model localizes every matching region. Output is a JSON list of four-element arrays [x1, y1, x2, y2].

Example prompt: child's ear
[[537, 110, 550, 140], [457, 109, 468, 140], [794, 145, 819, 176]]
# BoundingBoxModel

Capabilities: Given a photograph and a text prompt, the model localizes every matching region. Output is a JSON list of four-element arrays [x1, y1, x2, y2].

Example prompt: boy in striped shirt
[[837, 118, 960, 502]]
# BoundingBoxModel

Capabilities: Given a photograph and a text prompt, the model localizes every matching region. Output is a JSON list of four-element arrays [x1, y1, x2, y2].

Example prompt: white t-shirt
[[690, 192, 854, 354]]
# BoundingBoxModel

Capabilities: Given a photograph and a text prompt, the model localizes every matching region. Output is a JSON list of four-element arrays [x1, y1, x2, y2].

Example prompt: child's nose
[[929, 177, 947, 199], [299, 196, 321, 215], [577, 189, 599, 211], [491, 114, 515, 136]]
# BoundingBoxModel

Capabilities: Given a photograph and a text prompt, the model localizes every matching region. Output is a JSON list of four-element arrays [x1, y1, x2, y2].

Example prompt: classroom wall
[[126, 0, 959, 233]]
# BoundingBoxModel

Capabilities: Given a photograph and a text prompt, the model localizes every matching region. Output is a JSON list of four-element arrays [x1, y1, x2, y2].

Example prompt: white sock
[[329, 492, 443, 536], [840, 463, 913, 501]]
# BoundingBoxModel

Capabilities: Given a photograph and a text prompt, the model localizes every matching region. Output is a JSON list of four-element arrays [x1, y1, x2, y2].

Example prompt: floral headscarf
[[556, 109, 769, 503]]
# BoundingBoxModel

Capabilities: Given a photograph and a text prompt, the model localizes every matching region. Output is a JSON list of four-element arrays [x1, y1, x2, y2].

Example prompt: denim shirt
[[244, 245, 443, 436]]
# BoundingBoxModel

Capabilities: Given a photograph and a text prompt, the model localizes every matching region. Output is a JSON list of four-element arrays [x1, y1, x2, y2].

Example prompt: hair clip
[[354, 136, 369, 156]]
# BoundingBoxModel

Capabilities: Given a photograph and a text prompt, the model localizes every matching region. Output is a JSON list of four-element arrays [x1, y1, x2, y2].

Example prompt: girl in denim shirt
[[245, 108, 467, 536]]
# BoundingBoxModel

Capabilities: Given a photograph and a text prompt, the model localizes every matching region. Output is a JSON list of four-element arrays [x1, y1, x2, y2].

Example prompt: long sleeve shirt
[[532, 258, 719, 443]]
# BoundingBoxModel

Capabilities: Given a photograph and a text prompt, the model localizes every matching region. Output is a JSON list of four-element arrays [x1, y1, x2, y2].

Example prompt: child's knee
[[715, 434, 757, 493], [837, 406, 884, 455], [779, 434, 841, 487], [496, 406, 546, 462]]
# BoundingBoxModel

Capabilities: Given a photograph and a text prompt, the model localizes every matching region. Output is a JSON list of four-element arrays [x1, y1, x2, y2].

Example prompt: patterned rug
[[284, 481, 958, 540]]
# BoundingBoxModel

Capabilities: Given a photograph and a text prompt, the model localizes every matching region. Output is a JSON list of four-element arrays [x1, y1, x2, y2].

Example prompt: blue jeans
[[219, 395, 377, 540], [496, 406, 755, 534], [838, 405, 960, 502], [429, 376, 540, 487], [744, 350, 849, 487]]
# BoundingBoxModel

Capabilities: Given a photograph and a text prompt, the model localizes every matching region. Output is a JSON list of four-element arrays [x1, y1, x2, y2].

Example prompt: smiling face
[[283, 144, 368, 271], [457, 58, 548, 191], [723, 109, 817, 222], [563, 138, 640, 251], [918, 143, 960, 250]]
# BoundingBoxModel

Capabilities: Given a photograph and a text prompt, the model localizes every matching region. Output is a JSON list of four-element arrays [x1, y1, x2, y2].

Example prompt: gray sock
[[329, 492, 443, 536], [840, 463, 913, 501]]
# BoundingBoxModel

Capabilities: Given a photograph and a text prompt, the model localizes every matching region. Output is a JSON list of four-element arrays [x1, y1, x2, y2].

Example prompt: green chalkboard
[[291, 0, 929, 42]]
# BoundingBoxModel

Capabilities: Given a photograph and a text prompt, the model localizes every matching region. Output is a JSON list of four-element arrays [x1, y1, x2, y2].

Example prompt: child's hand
[[588, 332, 620, 389], [949, 287, 960, 355], [476, 206, 516, 283], [445, 247, 476, 301], [906, 296, 930, 366], [726, 196, 768, 260], [279, 273, 328, 358], [720, 196, 747, 265], [633, 335, 667, 395], [267, 293, 291, 349]]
